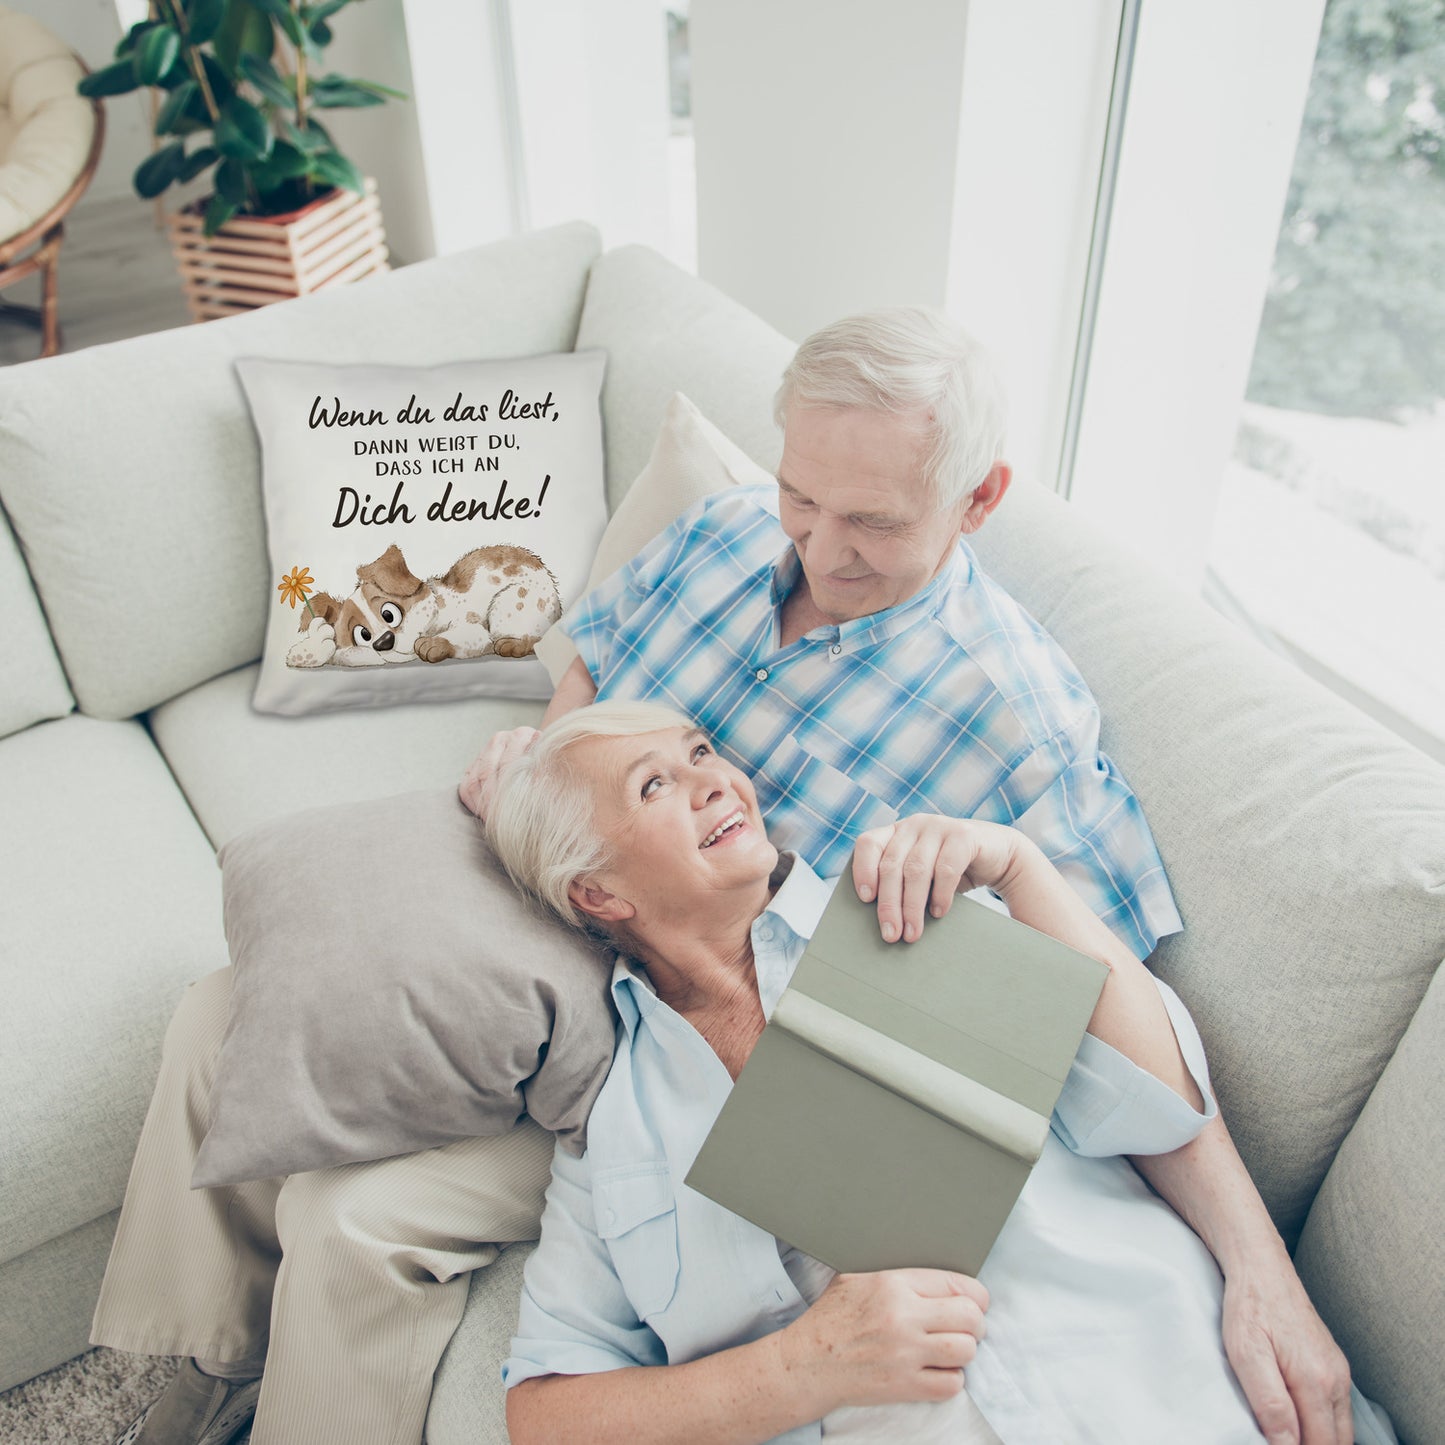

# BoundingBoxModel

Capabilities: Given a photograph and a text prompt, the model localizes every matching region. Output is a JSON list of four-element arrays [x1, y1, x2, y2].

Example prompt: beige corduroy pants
[[90, 968, 554, 1445]]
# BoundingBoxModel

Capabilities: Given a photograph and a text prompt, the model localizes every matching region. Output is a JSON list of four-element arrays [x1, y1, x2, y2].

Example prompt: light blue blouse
[[504, 858, 1271, 1443]]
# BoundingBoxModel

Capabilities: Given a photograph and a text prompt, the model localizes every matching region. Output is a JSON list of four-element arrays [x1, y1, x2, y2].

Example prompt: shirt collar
[[767, 542, 972, 652], [758, 851, 833, 951], [609, 851, 835, 1037]]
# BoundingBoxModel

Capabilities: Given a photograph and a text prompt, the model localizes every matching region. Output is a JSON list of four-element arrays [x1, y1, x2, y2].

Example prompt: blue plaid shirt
[[563, 485, 1181, 959]]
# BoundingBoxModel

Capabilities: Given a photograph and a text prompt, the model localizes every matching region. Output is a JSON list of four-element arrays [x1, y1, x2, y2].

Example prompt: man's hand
[[851, 815, 1026, 943], [1221, 1261, 1352, 1445], [459, 726, 540, 821]]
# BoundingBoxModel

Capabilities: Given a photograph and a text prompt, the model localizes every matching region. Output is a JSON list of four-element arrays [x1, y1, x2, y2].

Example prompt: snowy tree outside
[[1210, 0, 1445, 756]]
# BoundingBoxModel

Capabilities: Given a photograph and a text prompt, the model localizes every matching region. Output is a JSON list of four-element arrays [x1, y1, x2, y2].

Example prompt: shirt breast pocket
[[759, 731, 898, 869], [593, 1163, 681, 1322]]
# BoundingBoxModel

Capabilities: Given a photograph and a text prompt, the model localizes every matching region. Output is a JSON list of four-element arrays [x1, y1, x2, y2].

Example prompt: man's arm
[[1131, 1120, 1353, 1445], [459, 656, 598, 819], [544, 654, 599, 725]]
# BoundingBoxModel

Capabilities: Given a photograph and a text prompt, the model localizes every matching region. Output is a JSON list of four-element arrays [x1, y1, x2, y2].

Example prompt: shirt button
[[756, 924, 773, 943], [755, 668, 769, 681], [830, 644, 842, 655]]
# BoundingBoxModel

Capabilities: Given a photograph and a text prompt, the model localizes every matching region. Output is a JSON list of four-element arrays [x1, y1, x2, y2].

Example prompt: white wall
[[509, 0, 671, 252], [686, 0, 1123, 499], [946, 0, 1121, 495], [690, 0, 972, 343], [1066, 1, 1326, 582], [324, 0, 433, 263], [396, 0, 516, 258]]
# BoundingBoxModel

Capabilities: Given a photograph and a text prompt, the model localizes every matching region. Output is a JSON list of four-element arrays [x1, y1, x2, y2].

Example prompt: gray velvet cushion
[[193, 789, 617, 1187]]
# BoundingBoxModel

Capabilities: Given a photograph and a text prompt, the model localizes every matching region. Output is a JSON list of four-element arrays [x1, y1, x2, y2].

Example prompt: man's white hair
[[774, 307, 1008, 510], [487, 700, 696, 931]]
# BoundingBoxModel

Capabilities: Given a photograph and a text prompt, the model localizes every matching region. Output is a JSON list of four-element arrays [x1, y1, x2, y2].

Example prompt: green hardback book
[[684, 885, 1110, 1276]]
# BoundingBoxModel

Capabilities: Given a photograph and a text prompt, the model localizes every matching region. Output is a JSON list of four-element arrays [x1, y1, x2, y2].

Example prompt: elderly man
[[95, 311, 1350, 1445]]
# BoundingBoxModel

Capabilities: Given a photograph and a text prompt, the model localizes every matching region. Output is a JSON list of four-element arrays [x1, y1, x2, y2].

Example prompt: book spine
[[771, 990, 1050, 1165]]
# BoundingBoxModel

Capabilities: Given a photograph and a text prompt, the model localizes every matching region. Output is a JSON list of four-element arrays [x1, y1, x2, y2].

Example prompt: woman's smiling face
[[565, 726, 778, 927]]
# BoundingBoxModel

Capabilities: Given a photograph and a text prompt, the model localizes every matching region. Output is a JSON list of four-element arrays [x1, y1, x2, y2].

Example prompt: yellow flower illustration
[[278, 566, 317, 619]]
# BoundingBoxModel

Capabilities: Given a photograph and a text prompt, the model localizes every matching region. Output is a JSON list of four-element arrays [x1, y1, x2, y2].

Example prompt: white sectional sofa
[[1, 222, 1441, 1443]]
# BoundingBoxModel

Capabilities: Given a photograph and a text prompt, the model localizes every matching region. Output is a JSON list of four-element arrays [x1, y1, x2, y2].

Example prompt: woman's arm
[[509, 1269, 987, 1445], [852, 816, 1353, 1444], [851, 816, 1203, 1108]]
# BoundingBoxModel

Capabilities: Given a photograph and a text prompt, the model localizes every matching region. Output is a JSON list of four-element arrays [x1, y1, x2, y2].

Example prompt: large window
[[1206, 0, 1445, 757]]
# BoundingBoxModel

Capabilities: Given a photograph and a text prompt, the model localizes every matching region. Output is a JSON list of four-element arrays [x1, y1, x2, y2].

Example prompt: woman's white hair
[[774, 307, 1007, 510], [486, 699, 697, 932]]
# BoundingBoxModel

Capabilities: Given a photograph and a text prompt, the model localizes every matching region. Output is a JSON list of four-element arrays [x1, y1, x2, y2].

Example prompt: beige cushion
[[0, 9, 72, 96], [535, 392, 770, 683], [968, 478, 1445, 1246], [0, 715, 226, 1267], [194, 790, 616, 1186], [0, 10, 91, 240], [0, 222, 602, 721], [1294, 959, 1445, 1445]]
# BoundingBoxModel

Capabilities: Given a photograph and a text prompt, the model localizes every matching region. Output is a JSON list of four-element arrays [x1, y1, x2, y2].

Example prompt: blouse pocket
[[593, 1163, 681, 1321]]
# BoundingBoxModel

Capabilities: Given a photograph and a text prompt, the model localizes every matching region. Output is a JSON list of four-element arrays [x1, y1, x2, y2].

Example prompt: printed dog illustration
[[286, 543, 562, 668]]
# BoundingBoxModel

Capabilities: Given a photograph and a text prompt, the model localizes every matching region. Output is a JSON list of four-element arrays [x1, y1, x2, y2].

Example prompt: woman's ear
[[567, 879, 636, 924]]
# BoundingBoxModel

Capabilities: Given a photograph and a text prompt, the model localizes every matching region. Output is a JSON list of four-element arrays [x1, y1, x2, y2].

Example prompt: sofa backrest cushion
[[575, 245, 795, 510], [0, 222, 602, 721], [1294, 957, 1444, 1445], [969, 479, 1445, 1245], [0, 504, 71, 737]]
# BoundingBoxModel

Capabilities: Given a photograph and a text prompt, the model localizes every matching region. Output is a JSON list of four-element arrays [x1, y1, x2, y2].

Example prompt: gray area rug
[[0, 1350, 208, 1445]]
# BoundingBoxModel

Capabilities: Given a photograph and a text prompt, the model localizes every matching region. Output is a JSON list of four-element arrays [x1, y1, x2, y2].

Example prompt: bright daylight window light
[[1205, 0, 1445, 762]]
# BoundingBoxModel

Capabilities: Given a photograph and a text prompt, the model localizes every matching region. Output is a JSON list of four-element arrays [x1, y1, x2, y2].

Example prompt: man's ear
[[958, 462, 1012, 536], [567, 879, 635, 925]]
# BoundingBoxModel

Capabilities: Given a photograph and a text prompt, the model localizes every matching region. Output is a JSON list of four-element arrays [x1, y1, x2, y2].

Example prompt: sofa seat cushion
[[427, 1242, 535, 1445], [147, 664, 544, 850], [0, 715, 227, 1267], [0, 222, 602, 722], [968, 478, 1445, 1244]]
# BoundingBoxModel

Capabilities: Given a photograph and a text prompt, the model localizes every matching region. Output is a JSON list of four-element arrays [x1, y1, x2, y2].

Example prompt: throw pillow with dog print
[[237, 350, 607, 715]]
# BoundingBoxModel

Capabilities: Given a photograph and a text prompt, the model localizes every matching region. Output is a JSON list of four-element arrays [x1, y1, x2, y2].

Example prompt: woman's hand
[[852, 815, 1029, 943], [459, 726, 540, 821], [778, 1269, 989, 1412]]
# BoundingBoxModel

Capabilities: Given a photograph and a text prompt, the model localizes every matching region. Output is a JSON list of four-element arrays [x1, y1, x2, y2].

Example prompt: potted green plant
[[79, 0, 404, 318]]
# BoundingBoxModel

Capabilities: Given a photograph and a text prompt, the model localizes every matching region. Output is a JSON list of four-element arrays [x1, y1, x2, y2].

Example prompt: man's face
[[776, 405, 975, 623]]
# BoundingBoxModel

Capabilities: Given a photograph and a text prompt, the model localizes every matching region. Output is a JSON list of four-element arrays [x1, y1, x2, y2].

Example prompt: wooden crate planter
[[166, 179, 389, 322]]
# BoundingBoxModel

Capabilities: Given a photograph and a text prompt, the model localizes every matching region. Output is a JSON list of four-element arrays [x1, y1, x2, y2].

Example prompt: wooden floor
[[0, 194, 193, 366]]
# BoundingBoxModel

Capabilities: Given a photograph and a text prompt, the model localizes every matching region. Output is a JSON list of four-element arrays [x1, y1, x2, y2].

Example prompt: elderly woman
[[486, 700, 1296, 1445]]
